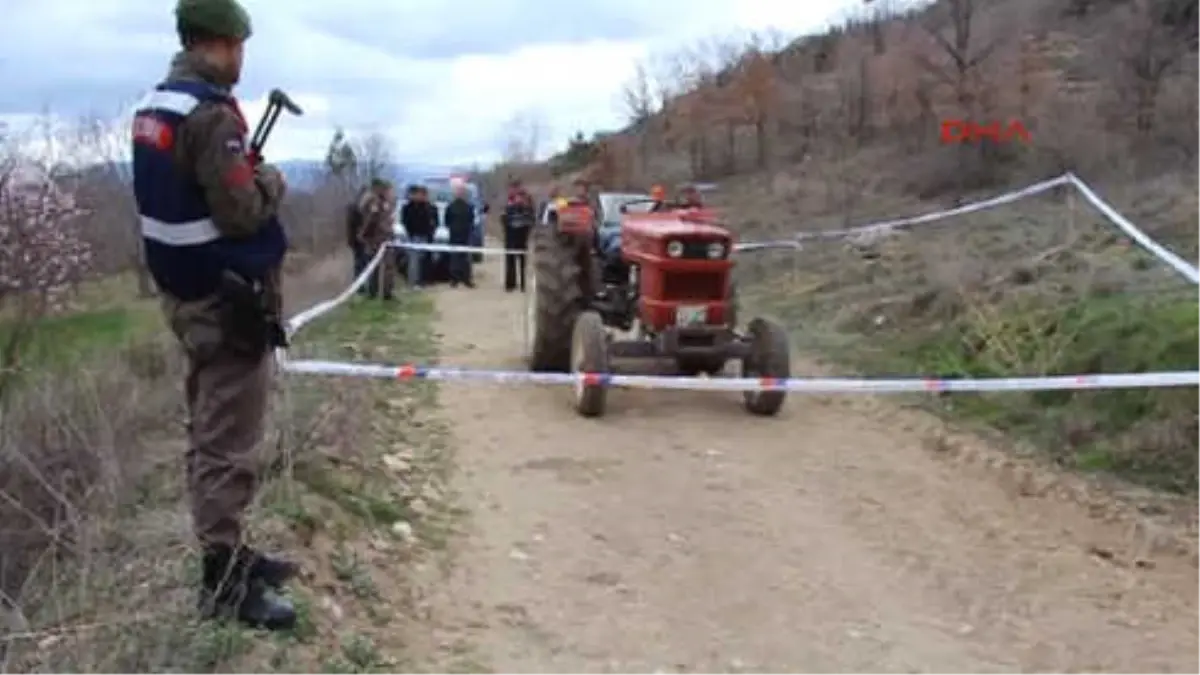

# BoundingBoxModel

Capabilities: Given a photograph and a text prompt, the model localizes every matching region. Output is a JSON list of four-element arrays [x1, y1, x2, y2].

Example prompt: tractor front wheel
[[741, 317, 790, 416], [571, 311, 609, 417]]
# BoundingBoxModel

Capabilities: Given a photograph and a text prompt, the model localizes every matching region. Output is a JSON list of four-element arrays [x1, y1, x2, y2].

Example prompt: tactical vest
[[131, 80, 288, 301]]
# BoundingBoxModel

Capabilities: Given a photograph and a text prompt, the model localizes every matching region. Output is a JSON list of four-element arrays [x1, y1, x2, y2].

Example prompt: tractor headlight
[[666, 240, 684, 258], [706, 241, 726, 259]]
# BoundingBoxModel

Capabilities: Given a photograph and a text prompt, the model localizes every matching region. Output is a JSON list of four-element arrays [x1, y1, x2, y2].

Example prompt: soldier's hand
[[256, 164, 288, 203]]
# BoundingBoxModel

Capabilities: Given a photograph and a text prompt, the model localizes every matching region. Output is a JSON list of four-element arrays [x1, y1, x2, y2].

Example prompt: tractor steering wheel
[[618, 197, 661, 214]]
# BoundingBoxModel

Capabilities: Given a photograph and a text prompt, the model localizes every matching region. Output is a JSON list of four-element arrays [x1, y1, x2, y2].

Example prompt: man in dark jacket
[[501, 178, 535, 292], [444, 180, 476, 288], [400, 185, 437, 287]]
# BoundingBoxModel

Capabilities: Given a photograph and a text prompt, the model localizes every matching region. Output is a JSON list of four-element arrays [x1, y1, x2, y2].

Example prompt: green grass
[[0, 305, 159, 370], [878, 294, 1198, 492]]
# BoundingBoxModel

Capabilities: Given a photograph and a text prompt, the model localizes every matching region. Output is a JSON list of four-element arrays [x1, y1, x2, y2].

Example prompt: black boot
[[246, 549, 300, 588], [199, 546, 297, 631]]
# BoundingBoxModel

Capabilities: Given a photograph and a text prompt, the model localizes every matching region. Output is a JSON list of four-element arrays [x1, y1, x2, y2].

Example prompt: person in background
[[678, 183, 704, 208], [444, 179, 476, 288], [538, 184, 560, 225], [357, 179, 396, 300], [648, 184, 668, 212], [566, 176, 591, 206], [501, 178, 535, 292], [345, 182, 375, 294], [400, 184, 436, 288]]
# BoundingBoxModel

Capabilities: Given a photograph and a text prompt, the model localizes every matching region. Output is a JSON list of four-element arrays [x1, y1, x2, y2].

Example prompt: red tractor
[[526, 187, 790, 418]]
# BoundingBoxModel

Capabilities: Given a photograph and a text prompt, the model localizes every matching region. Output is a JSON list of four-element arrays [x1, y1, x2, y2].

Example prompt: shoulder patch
[[132, 114, 173, 150]]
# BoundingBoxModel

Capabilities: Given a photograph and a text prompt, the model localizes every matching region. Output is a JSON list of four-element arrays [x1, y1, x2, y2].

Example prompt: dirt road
[[415, 256, 1197, 673]]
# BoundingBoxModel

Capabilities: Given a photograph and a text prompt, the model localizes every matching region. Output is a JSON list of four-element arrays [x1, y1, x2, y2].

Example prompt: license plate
[[675, 305, 707, 326]]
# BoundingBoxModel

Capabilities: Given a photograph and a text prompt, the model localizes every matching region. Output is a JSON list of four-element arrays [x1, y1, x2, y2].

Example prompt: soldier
[[131, 0, 296, 630], [345, 184, 371, 293], [357, 178, 397, 300]]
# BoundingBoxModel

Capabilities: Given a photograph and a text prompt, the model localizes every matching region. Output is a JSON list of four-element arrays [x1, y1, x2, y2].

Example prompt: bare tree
[[621, 62, 659, 175], [912, 0, 1005, 185], [862, 0, 895, 54], [74, 114, 154, 296], [325, 127, 357, 179], [913, 0, 1002, 116], [622, 62, 657, 128], [1115, 0, 1190, 132], [737, 32, 784, 169], [353, 131, 395, 185], [499, 109, 548, 163]]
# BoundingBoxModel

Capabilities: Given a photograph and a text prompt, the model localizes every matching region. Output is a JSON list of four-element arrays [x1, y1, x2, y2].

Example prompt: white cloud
[[2, 0, 876, 165]]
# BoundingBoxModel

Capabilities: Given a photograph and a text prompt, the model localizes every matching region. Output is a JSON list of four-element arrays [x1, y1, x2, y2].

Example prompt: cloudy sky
[[0, 0, 869, 166]]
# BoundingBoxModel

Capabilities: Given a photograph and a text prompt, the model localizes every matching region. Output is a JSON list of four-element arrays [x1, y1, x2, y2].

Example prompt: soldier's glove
[[255, 164, 288, 204], [268, 320, 289, 349]]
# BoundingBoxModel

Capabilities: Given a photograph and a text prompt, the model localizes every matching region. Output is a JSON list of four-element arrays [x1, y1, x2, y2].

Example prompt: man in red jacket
[[501, 179, 536, 292]]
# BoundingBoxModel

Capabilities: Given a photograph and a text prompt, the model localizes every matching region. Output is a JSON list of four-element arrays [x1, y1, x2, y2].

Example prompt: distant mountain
[[275, 160, 470, 191], [61, 160, 466, 193]]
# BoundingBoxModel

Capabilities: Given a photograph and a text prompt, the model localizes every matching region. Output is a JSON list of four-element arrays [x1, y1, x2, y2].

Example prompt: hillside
[[531, 0, 1199, 491]]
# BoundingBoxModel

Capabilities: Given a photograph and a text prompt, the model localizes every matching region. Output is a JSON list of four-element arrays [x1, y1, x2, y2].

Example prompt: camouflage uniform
[[356, 181, 397, 299], [134, 0, 296, 630]]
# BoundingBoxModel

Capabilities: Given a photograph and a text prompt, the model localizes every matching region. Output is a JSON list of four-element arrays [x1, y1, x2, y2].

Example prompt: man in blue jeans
[[400, 185, 436, 287]]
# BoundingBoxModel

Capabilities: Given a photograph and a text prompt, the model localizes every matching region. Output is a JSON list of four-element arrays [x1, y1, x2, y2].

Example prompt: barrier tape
[[279, 359, 1200, 392], [395, 240, 803, 254], [1064, 173, 1199, 284], [791, 175, 1073, 243], [778, 173, 1199, 284], [284, 245, 390, 337], [278, 173, 1200, 394]]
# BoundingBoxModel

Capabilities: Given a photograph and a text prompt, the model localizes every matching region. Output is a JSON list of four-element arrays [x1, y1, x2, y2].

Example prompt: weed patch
[[2, 291, 456, 672], [893, 294, 1198, 492]]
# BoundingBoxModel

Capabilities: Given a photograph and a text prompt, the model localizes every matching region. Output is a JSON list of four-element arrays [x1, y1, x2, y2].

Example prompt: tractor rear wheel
[[741, 317, 790, 416], [528, 226, 588, 372], [571, 311, 609, 417]]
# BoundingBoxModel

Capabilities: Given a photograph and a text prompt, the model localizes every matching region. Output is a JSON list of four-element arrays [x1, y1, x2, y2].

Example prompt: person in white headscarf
[[444, 178, 476, 288]]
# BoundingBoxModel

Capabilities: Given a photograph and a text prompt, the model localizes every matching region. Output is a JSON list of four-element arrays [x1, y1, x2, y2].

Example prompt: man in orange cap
[[678, 182, 704, 209], [566, 176, 591, 206]]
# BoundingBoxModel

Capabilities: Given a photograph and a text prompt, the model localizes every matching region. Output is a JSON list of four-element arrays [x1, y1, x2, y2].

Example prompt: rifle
[[248, 88, 303, 164], [233, 88, 305, 350]]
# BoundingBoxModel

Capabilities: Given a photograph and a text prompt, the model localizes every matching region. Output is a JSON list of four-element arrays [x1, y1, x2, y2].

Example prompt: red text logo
[[940, 119, 1032, 144]]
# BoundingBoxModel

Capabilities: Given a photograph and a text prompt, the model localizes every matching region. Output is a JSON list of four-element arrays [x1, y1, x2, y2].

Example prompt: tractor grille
[[662, 272, 725, 301], [680, 240, 716, 259]]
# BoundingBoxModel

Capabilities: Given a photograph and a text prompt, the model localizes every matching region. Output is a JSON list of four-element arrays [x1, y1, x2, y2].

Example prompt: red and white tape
[[279, 359, 1199, 393], [278, 173, 1200, 393]]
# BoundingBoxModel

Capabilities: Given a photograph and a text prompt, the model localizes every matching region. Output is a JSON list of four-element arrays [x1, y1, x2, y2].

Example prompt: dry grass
[[0, 271, 457, 672], [719, 162, 1198, 493]]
